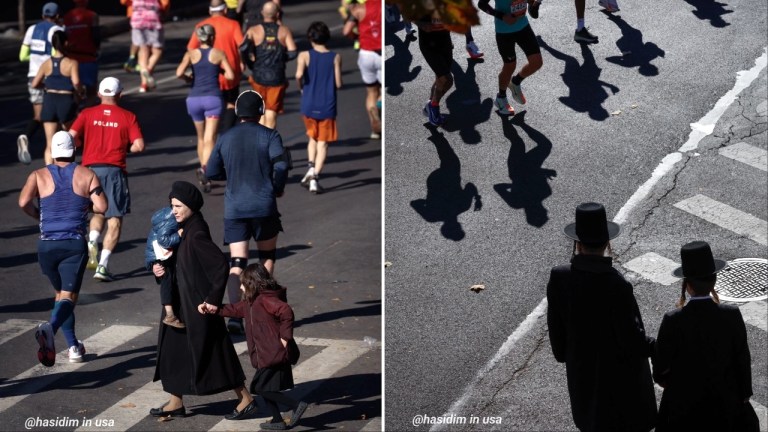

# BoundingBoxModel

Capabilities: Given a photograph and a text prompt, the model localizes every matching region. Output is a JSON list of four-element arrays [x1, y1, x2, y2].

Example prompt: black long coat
[[546, 254, 657, 432], [153, 212, 246, 396], [653, 298, 753, 432]]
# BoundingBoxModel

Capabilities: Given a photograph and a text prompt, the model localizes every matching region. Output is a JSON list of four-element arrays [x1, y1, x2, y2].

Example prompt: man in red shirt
[[64, 0, 100, 106], [343, 0, 381, 139], [68, 77, 145, 282], [188, 0, 244, 133]]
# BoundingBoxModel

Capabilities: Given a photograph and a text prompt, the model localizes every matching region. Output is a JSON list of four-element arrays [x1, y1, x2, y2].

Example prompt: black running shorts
[[495, 24, 541, 64]]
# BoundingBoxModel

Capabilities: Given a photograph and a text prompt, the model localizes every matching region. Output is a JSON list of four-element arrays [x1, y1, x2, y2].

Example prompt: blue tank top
[[300, 49, 336, 120], [40, 164, 90, 241], [44, 57, 74, 91], [190, 48, 222, 97]]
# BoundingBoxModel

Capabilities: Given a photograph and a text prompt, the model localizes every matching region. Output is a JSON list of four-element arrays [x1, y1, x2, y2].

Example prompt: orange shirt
[[187, 15, 244, 91]]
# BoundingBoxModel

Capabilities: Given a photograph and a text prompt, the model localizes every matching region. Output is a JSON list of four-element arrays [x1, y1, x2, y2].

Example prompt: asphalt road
[[384, 1, 767, 430], [0, 1, 382, 431]]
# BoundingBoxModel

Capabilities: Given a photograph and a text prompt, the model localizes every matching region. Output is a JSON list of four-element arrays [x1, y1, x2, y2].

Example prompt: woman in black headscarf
[[150, 181, 256, 420]]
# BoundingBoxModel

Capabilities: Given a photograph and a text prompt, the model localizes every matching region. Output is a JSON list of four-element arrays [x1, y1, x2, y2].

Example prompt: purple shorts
[[186, 95, 223, 122]]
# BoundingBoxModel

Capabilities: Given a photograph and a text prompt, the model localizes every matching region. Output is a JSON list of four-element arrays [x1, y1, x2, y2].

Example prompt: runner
[[63, 0, 100, 107], [415, 13, 453, 126], [343, 0, 382, 138]]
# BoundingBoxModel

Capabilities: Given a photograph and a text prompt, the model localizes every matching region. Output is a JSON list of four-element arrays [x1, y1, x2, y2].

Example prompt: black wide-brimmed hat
[[563, 202, 621, 244], [672, 241, 727, 278]]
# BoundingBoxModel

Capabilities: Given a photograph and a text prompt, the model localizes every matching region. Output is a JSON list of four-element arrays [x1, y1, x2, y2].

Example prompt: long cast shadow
[[443, 59, 494, 145], [605, 14, 665, 76], [410, 127, 481, 241], [684, 0, 733, 28], [493, 112, 557, 228], [384, 20, 422, 97], [538, 37, 619, 121]]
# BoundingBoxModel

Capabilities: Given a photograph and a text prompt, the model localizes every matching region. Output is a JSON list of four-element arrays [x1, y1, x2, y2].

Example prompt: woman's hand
[[198, 302, 218, 314], [152, 263, 165, 277]]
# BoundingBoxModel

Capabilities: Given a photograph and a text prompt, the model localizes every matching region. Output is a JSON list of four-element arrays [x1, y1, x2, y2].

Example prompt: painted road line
[[0, 319, 44, 347], [753, 399, 768, 432], [361, 416, 383, 431], [674, 194, 767, 246], [719, 142, 768, 172], [740, 301, 768, 332], [623, 253, 680, 286], [209, 338, 375, 431], [431, 298, 549, 432], [614, 51, 767, 225], [0, 325, 152, 416], [77, 340, 249, 432]]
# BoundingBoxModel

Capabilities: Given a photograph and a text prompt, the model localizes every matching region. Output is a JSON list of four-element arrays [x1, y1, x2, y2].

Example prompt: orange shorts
[[248, 77, 287, 113], [303, 116, 338, 142]]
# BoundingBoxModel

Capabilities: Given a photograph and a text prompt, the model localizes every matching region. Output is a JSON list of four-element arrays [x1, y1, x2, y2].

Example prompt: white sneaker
[[309, 178, 323, 194], [598, 0, 620, 12], [17, 134, 31, 164], [495, 96, 515, 115], [508, 82, 527, 105], [300, 169, 314, 188], [35, 322, 56, 367], [68, 340, 85, 363], [87, 241, 98, 270], [466, 41, 484, 59]]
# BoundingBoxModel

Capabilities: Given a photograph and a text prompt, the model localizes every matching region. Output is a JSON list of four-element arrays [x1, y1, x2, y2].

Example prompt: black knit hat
[[563, 202, 620, 245], [169, 181, 204, 212], [672, 241, 726, 278], [235, 90, 265, 118]]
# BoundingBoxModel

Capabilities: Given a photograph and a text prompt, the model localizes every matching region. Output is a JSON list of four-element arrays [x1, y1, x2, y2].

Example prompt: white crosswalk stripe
[[0, 325, 152, 416], [719, 142, 768, 172], [0, 318, 44, 346], [623, 253, 680, 286], [673, 194, 768, 246]]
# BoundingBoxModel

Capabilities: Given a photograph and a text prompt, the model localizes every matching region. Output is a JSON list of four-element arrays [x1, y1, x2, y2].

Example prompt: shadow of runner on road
[[683, 0, 733, 28], [493, 111, 557, 228], [443, 59, 494, 145], [385, 21, 422, 97], [294, 373, 381, 430], [605, 14, 665, 77], [410, 126, 482, 241], [538, 37, 619, 121]]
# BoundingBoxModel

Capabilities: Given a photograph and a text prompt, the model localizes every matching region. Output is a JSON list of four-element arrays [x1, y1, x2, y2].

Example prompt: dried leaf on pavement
[[470, 284, 485, 293]]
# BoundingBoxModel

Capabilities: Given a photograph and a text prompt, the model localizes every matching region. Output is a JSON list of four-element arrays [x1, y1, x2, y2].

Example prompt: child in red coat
[[199, 263, 307, 430]]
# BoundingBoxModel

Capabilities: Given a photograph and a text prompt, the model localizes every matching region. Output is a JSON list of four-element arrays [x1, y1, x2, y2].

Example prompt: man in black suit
[[654, 241, 756, 432], [547, 202, 657, 432]]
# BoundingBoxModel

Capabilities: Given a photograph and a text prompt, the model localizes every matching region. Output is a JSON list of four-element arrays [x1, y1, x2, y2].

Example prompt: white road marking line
[[0, 325, 152, 416], [209, 338, 375, 431], [360, 416, 383, 431], [430, 298, 548, 432], [674, 194, 767, 246], [752, 399, 768, 432], [719, 142, 768, 172], [739, 301, 768, 332], [0, 319, 44, 346], [623, 252, 680, 286]]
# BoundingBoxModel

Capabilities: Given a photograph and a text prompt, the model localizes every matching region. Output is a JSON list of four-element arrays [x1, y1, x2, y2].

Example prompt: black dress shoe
[[149, 404, 186, 417], [224, 399, 257, 421]]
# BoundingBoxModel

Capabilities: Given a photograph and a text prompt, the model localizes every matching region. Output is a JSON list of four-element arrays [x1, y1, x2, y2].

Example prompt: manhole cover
[[715, 258, 767, 302]]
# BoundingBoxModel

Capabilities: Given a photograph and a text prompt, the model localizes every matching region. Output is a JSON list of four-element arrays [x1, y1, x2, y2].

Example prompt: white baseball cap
[[51, 131, 74, 159], [98, 77, 123, 96]]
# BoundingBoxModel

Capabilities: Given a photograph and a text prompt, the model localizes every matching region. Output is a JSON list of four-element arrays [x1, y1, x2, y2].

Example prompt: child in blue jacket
[[145, 206, 184, 328]]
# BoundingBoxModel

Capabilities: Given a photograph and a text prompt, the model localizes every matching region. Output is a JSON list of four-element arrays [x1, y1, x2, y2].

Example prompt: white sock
[[577, 19, 585, 31], [88, 230, 100, 243], [99, 249, 111, 267]]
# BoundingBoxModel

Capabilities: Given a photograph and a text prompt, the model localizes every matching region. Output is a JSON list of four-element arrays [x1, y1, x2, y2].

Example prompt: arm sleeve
[[546, 268, 567, 363], [128, 114, 143, 143], [612, 279, 655, 359], [277, 303, 294, 340], [19, 45, 31, 62], [192, 231, 229, 307], [205, 137, 227, 181], [653, 313, 673, 386], [733, 308, 753, 400], [156, 224, 181, 249], [219, 302, 246, 319], [268, 131, 288, 195]]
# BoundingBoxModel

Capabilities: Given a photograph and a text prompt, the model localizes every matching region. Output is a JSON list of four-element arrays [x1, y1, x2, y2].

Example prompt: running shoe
[[87, 241, 98, 270], [495, 96, 515, 116], [93, 265, 115, 282], [598, 0, 620, 12], [300, 169, 315, 188], [68, 340, 85, 363], [574, 27, 599, 43], [466, 41, 484, 59], [142, 70, 156, 90], [370, 132, 381, 139], [35, 322, 56, 367], [508, 82, 527, 105], [139, 83, 148, 93], [309, 178, 324, 194], [17, 134, 31, 164], [529, 0, 542, 18], [423, 102, 446, 126], [123, 57, 138, 73]]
